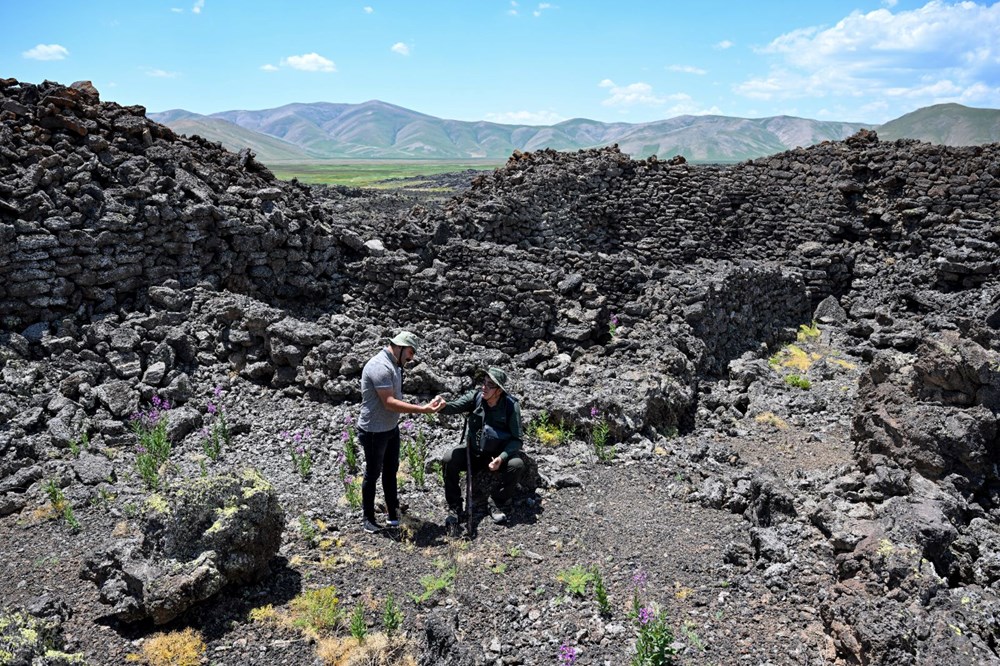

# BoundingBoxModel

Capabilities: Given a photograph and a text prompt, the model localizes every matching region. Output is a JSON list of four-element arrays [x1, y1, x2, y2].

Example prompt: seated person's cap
[[390, 331, 419, 351], [486, 367, 508, 392]]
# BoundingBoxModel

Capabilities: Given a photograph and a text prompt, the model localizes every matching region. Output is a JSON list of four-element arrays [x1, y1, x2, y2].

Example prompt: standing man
[[437, 367, 525, 525], [359, 331, 443, 533]]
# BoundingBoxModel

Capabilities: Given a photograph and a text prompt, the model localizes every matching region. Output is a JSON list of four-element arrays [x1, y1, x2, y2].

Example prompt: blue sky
[[3, 1, 999, 124]]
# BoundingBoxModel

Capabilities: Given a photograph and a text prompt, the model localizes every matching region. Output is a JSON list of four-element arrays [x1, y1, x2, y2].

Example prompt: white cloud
[[171, 7, 184, 13], [484, 110, 566, 125], [882, 0, 899, 6], [145, 68, 179, 78], [280, 53, 336, 72], [391, 42, 410, 56], [599, 79, 668, 107], [739, 1, 1000, 112], [508, 0, 519, 16], [260, 64, 279, 72], [533, 2, 556, 17], [192, 0, 204, 14], [668, 64, 707, 75], [598, 79, 720, 116], [364, 6, 374, 13], [714, 40, 734, 50], [22, 44, 69, 61]]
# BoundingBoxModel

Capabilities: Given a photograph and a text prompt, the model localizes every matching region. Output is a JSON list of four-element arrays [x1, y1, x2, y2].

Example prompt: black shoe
[[362, 517, 381, 533], [445, 507, 468, 526], [489, 499, 510, 524]]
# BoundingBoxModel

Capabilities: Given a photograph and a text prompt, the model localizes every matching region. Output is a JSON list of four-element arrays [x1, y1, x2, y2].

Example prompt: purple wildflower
[[292, 432, 302, 444], [590, 406, 599, 418], [200, 427, 210, 438], [213, 385, 223, 398], [280, 430, 290, 439], [207, 402, 217, 415], [638, 607, 654, 625], [402, 420, 414, 431], [296, 445, 305, 455], [632, 570, 648, 589], [135, 444, 147, 454], [341, 431, 350, 442], [344, 415, 353, 425], [558, 643, 577, 665], [611, 314, 620, 326], [303, 428, 312, 439]]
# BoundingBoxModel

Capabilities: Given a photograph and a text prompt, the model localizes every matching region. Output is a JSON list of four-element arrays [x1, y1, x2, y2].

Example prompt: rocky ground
[[2, 77, 1000, 666], [0, 317, 862, 666]]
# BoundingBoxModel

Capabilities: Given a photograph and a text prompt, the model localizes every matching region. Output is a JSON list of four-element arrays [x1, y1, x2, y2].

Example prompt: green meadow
[[268, 160, 504, 189]]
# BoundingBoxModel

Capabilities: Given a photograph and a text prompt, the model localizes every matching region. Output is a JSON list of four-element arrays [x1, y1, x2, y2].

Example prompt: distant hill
[[147, 101, 999, 164], [876, 103, 1000, 146]]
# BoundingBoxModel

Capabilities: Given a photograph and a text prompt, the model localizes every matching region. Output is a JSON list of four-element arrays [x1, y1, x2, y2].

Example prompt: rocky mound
[[2, 77, 1000, 665]]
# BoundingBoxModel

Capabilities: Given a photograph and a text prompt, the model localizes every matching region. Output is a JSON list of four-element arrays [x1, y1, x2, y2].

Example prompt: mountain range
[[148, 102, 1000, 164]]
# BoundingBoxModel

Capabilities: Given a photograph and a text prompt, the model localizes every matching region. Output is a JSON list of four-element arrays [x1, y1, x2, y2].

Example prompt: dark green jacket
[[441, 390, 523, 460]]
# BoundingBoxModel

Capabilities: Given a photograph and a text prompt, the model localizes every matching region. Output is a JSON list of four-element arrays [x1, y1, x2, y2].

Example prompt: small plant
[[248, 604, 277, 623], [430, 460, 445, 486], [609, 313, 621, 337], [200, 386, 230, 461], [754, 412, 788, 430], [530, 411, 574, 447], [559, 642, 578, 665], [402, 420, 429, 488], [343, 475, 362, 509], [290, 586, 342, 634], [556, 565, 595, 598], [588, 406, 613, 462], [681, 620, 705, 650], [284, 429, 313, 479], [632, 606, 678, 666], [130, 395, 172, 489], [491, 562, 508, 574], [299, 515, 318, 546], [411, 565, 457, 603], [68, 427, 89, 457], [593, 567, 612, 617], [382, 593, 404, 637], [784, 374, 812, 390], [797, 320, 821, 342], [342, 416, 359, 473], [350, 601, 368, 645], [631, 570, 648, 616], [44, 479, 80, 530], [140, 627, 207, 666]]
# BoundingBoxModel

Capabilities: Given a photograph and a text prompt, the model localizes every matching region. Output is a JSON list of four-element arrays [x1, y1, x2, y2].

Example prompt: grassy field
[[267, 160, 504, 188]]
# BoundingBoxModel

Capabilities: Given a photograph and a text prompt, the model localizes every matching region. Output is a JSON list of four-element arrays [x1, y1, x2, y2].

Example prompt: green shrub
[[556, 565, 594, 597], [784, 374, 812, 390], [290, 586, 342, 634]]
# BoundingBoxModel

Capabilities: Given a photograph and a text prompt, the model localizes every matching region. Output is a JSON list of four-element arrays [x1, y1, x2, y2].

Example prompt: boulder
[[80, 469, 284, 624]]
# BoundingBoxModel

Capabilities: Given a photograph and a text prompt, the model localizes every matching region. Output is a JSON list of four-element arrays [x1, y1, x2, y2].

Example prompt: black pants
[[360, 426, 400, 521], [443, 448, 525, 511]]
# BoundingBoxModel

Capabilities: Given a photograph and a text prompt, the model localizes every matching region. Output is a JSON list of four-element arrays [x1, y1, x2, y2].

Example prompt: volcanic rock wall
[[0, 78, 342, 328]]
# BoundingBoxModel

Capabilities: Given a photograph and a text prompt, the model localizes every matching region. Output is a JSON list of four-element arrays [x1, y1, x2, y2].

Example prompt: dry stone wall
[[0, 78, 343, 328]]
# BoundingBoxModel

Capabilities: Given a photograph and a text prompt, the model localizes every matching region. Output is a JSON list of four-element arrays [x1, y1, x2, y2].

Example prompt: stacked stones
[[0, 78, 342, 329]]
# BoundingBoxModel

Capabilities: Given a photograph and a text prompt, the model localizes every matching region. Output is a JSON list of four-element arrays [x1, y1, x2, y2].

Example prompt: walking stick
[[465, 432, 473, 537]]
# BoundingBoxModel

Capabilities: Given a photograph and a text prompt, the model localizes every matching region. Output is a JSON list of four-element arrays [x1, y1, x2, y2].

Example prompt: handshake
[[422, 395, 447, 414]]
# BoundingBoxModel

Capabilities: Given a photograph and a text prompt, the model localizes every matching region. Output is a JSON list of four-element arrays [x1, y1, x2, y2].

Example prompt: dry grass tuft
[[139, 627, 206, 666], [317, 632, 418, 666]]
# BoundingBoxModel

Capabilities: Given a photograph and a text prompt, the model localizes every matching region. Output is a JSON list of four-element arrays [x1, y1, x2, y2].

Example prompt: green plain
[[268, 160, 503, 188]]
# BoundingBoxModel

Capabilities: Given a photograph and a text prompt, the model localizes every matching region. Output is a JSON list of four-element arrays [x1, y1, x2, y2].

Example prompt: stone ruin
[[2, 76, 1000, 662]]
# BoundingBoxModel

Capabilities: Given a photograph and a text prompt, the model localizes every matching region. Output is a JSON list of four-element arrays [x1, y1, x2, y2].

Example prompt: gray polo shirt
[[359, 348, 401, 433]]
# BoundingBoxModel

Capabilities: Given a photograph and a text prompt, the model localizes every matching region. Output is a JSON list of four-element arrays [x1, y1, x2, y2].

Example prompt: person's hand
[[431, 395, 446, 412], [489, 456, 502, 472]]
